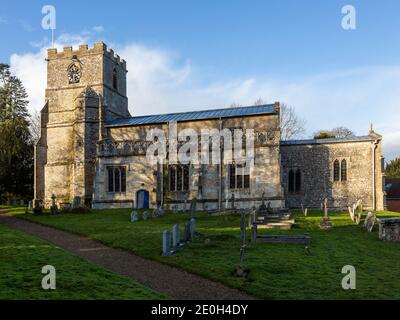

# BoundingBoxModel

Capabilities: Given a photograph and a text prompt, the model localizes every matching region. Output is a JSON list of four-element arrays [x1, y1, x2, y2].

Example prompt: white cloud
[[9, 34, 400, 160]]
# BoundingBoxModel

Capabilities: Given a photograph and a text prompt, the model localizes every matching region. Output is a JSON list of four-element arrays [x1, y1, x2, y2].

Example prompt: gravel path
[[0, 213, 255, 300]]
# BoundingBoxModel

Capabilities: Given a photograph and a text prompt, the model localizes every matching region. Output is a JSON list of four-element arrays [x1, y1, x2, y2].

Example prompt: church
[[34, 42, 386, 211]]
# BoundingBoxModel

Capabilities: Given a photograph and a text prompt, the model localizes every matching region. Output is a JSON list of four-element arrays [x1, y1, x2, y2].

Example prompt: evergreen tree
[[0, 64, 33, 201], [386, 157, 400, 179]]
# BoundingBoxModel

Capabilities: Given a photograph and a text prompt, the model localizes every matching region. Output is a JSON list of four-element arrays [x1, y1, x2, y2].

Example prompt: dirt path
[[0, 213, 255, 300]]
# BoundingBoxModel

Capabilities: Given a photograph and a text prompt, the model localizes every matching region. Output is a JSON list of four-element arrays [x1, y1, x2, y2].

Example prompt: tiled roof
[[105, 104, 277, 127], [281, 136, 375, 146]]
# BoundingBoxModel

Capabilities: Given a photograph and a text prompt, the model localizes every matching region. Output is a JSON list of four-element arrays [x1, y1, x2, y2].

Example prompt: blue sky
[[1, 0, 399, 159]]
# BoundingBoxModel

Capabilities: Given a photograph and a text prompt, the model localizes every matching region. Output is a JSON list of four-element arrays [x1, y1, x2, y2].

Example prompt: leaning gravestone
[[131, 211, 139, 222], [172, 224, 180, 248], [162, 230, 171, 256], [183, 221, 190, 242], [364, 212, 377, 232], [190, 218, 196, 241]]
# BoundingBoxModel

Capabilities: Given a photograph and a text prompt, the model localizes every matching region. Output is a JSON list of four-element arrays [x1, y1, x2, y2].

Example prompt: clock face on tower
[[67, 63, 81, 84]]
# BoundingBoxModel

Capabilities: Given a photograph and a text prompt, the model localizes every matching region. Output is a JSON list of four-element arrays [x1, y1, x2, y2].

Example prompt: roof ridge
[[124, 103, 275, 119]]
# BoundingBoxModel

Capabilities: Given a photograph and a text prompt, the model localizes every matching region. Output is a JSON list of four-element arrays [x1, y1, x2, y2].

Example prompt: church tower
[[34, 42, 130, 207]]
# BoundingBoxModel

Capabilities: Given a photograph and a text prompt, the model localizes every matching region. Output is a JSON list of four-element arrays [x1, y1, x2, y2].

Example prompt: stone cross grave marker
[[172, 224, 180, 248], [320, 197, 333, 229], [51, 194, 57, 215], [240, 211, 246, 246], [162, 230, 171, 256], [364, 212, 377, 232]]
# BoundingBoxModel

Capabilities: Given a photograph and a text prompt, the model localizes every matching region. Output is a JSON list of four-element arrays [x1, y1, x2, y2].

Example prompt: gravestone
[[20, 200, 24, 206], [190, 218, 196, 241], [230, 193, 235, 210], [143, 211, 148, 221], [72, 196, 81, 209], [379, 218, 400, 241], [173, 205, 178, 214], [184, 194, 188, 212], [28, 201, 32, 210], [162, 230, 171, 256], [189, 197, 197, 219], [183, 222, 190, 242], [50, 194, 58, 215], [248, 209, 256, 228], [259, 191, 267, 211], [240, 211, 246, 245], [320, 197, 333, 229], [33, 200, 43, 215], [172, 224, 180, 248], [131, 211, 139, 222], [251, 224, 257, 243], [364, 212, 377, 232]]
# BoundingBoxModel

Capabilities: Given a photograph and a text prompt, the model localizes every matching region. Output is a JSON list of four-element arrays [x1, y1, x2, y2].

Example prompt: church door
[[136, 189, 149, 209]]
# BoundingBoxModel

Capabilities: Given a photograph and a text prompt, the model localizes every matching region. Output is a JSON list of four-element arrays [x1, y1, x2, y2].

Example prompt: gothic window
[[107, 166, 126, 193], [112, 68, 118, 90], [341, 159, 347, 181], [169, 164, 189, 192], [67, 63, 81, 84], [333, 160, 340, 181], [229, 163, 250, 189], [288, 170, 295, 193], [295, 169, 301, 192]]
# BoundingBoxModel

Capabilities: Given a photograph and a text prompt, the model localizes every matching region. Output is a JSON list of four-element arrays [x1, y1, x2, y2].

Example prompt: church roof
[[105, 104, 277, 127], [281, 136, 376, 146]]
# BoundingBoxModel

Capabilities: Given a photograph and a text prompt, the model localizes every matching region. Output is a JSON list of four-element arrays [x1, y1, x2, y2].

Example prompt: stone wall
[[280, 134, 385, 210], [93, 112, 285, 210], [34, 42, 131, 207]]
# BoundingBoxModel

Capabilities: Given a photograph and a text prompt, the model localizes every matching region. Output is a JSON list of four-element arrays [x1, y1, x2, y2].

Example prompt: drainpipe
[[219, 118, 223, 212], [372, 139, 378, 211]]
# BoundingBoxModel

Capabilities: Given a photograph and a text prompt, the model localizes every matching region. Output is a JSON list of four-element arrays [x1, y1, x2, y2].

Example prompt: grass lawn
[[0, 221, 167, 299], [7, 205, 400, 300]]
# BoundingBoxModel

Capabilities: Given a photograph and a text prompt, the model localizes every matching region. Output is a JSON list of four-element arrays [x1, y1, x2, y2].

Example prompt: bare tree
[[330, 126, 355, 138], [280, 103, 306, 140], [314, 126, 355, 139], [29, 110, 41, 144], [230, 102, 243, 108], [253, 98, 265, 106]]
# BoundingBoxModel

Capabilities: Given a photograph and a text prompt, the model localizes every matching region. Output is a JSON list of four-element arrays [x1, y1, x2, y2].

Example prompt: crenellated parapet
[[47, 42, 126, 69]]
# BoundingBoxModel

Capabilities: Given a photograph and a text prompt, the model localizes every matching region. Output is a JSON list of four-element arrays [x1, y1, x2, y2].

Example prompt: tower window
[[112, 68, 118, 90]]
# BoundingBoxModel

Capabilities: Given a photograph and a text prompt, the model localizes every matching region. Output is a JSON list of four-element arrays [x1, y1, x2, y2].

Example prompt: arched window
[[333, 160, 340, 181], [112, 68, 118, 90], [169, 164, 190, 192], [295, 169, 301, 192], [341, 159, 347, 181], [107, 166, 126, 193], [288, 170, 295, 193]]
